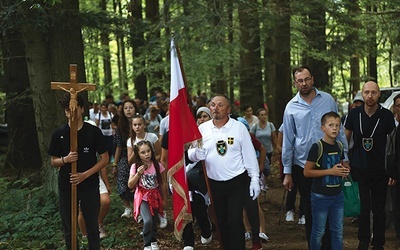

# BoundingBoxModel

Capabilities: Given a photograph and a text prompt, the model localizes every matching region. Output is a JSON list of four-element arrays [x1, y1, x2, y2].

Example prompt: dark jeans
[[209, 172, 247, 250], [59, 188, 100, 250], [352, 168, 388, 247], [292, 165, 331, 249]]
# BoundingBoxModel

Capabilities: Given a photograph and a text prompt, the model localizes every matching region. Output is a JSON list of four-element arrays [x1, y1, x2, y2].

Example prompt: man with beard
[[344, 81, 396, 250], [282, 66, 349, 249]]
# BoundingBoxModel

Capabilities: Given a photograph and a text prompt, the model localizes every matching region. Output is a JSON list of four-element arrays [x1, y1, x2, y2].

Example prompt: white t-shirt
[[89, 108, 99, 122], [159, 115, 170, 136], [97, 112, 113, 136], [126, 132, 159, 149]]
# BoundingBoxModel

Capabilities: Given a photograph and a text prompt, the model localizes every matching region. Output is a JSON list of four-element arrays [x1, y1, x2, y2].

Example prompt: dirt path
[[162, 171, 399, 250]]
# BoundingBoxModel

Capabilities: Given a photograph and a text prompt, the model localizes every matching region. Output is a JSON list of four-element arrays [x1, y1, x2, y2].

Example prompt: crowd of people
[[48, 65, 400, 250]]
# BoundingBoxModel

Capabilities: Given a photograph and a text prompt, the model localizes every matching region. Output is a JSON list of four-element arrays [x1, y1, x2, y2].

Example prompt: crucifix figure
[[56, 86, 89, 121], [50, 64, 99, 250]]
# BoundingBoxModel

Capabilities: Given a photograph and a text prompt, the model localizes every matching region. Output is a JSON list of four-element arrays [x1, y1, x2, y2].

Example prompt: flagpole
[[174, 38, 224, 250]]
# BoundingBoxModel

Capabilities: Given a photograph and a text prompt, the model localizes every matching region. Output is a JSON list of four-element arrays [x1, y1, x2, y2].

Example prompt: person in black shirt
[[344, 81, 396, 250], [48, 93, 109, 250]]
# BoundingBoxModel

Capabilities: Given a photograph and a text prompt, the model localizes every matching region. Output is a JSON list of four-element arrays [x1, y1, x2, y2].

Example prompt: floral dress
[[114, 128, 133, 201]]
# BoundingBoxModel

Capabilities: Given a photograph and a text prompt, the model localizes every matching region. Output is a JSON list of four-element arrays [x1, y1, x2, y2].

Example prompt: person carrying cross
[[48, 93, 109, 250]]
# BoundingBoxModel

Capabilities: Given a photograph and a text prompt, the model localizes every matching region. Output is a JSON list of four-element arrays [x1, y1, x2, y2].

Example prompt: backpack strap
[[337, 140, 343, 158], [315, 139, 343, 168], [315, 139, 323, 167], [255, 122, 259, 136]]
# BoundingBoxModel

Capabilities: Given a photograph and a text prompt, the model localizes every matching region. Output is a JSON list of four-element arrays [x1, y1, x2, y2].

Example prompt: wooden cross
[[51, 64, 96, 250]]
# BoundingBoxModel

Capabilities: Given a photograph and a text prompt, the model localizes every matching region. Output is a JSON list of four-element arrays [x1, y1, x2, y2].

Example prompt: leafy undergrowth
[[0, 177, 63, 249], [0, 173, 218, 250]]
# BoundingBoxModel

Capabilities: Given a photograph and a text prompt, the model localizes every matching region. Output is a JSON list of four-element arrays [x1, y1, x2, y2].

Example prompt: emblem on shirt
[[83, 147, 89, 153], [216, 140, 227, 156], [227, 137, 234, 145], [362, 137, 373, 151]]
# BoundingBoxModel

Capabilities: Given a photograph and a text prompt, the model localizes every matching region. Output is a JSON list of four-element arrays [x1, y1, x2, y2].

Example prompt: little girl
[[127, 115, 161, 165], [128, 140, 167, 250]]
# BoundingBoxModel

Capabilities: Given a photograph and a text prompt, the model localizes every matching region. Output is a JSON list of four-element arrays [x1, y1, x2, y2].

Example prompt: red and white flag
[[168, 38, 202, 240]]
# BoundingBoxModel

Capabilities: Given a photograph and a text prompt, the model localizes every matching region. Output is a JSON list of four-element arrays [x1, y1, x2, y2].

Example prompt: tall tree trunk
[[227, 0, 235, 103], [210, 0, 227, 94], [347, 0, 360, 99], [113, 0, 128, 91], [21, 25, 61, 193], [129, 0, 147, 100], [89, 31, 101, 102], [266, 0, 291, 126], [1, 29, 42, 173], [302, 0, 329, 88], [100, 0, 112, 95], [21, 0, 87, 192], [146, 0, 163, 84], [238, 0, 263, 109], [366, 4, 378, 83]]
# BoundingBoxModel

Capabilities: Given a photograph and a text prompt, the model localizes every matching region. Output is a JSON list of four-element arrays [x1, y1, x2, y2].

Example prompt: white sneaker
[[285, 210, 294, 222], [201, 234, 212, 244], [298, 215, 306, 225], [183, 247, 194, 250], [259, 232, 269, 241], [245, 231, 251, 241], [121, 207, 132, 218], [159, 213, 167, 228], [144, 247, 152, 250], [151, 242, 159, 250], [99, 224, 107, 239], [138, 215, 143, 223]]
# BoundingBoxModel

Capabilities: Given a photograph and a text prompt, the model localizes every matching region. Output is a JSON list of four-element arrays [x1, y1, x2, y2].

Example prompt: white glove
[[249, 178, 260, 200], [188, 147, 207, 162]]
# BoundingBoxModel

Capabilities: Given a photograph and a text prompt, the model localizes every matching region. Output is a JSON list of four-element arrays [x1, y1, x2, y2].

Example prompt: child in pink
[[128, 140, 168, 250]]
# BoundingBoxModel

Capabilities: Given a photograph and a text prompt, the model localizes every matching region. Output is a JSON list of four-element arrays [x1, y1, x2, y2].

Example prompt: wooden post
[[51, 64, 96, 250]]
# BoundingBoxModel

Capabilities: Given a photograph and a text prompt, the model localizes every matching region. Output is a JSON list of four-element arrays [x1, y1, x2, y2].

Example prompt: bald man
[[344, 81, 396, 250]]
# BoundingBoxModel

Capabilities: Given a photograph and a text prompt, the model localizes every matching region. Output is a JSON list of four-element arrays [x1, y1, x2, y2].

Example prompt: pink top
[[130, 162, 165, 220]]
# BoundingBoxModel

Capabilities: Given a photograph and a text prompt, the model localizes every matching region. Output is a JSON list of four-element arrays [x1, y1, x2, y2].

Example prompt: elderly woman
[[196, 106, 212, 125]]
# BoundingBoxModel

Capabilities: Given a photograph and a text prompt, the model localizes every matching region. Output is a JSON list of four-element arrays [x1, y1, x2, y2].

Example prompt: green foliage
[[0, 177, 144, 249], [0, 178, 63, 249]]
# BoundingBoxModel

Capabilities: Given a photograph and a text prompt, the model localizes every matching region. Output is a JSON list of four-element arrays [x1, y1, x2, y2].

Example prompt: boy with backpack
[[303, 111, 350, 250]]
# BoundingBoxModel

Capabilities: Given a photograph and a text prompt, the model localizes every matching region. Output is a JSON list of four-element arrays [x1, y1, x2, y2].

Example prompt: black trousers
[[59, 188, 100, 250], [209, 172, 247, 250], [390, 183, 400, 238], [244, 177, 261, 244], [182, 192, 212, 247], [352, 168, 388, 247]]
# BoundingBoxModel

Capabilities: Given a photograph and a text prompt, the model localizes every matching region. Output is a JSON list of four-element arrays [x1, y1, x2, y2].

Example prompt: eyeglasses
[[295, 77, 312, 84]]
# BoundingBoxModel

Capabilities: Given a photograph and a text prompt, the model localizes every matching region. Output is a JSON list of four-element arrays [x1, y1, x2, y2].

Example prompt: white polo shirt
[[196, 118, 259, 181]]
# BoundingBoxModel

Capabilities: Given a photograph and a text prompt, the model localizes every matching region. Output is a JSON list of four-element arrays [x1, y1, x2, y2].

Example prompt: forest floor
[[105, 163, 399, 250]]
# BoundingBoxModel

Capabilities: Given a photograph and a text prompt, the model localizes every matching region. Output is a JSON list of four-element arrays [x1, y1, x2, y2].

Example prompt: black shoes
[[358, 241, 369, 250]]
